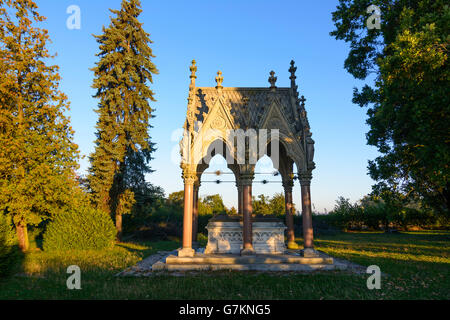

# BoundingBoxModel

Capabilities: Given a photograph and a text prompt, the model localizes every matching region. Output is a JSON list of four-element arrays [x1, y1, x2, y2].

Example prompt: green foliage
[[200, 194, 226, 215], [88, 0, 158, 235], [331, 0, 450, 214], [0, 0, 80, 250], [252, 193, 292, 216], [0, 213, 19, 277], [123, 183, 165, 232], [43, 193, 116, 251], [253, 194, 272, 215], [327, 195, 448, 231], [167, 190, 184, 208], [269, 193, 286, 215]]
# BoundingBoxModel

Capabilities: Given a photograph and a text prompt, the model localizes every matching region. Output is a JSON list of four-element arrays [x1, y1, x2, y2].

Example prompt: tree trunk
[[16, 222, 29, 252], [115, 213, 122, 241]]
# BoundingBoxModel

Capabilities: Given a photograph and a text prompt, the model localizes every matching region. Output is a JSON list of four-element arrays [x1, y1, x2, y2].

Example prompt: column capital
[[239, 164, 255, 186], [298, 172, 312, 186], [240, 173, 254, 186], [282, 178, 294, 192], [182, 171, 197, 185], [181, 163, 197, 185]]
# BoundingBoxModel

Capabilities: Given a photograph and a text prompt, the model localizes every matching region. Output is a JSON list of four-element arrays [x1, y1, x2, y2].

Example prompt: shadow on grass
[[1, 231, 449, 299], [116, 240, 180, 258], [313, 231, 449, 279], [0, 244, 25, 279]]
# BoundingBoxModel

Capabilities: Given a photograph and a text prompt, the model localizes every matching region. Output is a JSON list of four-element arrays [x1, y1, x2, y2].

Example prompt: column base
[[240, 247, 256, 256], [178, 248, 195, 257], [287, 241, 300, 250], [301, 248, 319, 258]]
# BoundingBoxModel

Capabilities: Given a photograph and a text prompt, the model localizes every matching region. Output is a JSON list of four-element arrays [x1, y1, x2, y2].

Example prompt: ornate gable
[[181, 60, 315, 172]]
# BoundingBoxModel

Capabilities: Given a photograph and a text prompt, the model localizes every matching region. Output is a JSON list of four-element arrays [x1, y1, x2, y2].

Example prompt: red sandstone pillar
[[242, 184, 255, 254], [238, 184, 243, 215], [299, 174, 316, 257], [283, 180, 298, 249], [192, 184, 199, 244], [179, 173, 196, 257]]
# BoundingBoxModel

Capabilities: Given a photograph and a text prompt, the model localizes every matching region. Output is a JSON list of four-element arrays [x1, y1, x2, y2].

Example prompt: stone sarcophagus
[[204, 215, 287, 254]]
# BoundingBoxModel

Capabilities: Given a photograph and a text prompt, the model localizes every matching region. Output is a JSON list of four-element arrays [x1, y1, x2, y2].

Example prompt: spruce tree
[[88, 0, 158, 239], [0, 0, 80, 251]]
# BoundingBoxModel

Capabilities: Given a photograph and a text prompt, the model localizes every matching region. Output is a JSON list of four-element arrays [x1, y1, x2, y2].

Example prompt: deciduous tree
[[0, 0, 79, 250], [331, 0, 449, 214]]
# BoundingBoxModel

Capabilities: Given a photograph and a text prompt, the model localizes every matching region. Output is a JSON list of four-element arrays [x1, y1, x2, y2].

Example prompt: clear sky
[[35, 0, 379, 213]]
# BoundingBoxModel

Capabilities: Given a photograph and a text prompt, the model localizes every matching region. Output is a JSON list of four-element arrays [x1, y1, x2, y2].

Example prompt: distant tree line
[[322, 196, 449, 231]]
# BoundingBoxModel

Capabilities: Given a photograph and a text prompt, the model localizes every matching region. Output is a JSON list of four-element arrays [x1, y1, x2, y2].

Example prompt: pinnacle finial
[[190, 60, 197, 78], [299, 95, 306, 107], [289, 60, 297, 83], [189, 60, 197, 90], [268, 70, 277, 89], [215, 70, 223, 89]]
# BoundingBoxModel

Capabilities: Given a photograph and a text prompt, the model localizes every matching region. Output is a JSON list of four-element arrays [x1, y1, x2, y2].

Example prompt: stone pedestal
[[301, 248, 320, 258], [205, 215, 286, 255], [178, 248, 195, 257]]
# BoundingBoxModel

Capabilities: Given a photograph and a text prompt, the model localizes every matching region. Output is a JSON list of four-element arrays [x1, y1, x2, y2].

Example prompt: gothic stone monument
[[178, 60, 318, 258]]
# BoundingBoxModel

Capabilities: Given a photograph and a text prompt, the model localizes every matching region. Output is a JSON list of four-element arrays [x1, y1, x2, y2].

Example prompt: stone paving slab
[[115, 250, 177, 277]]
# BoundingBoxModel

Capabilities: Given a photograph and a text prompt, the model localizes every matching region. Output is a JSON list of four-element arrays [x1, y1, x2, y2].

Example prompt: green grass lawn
[[0, 231, 448, 300]]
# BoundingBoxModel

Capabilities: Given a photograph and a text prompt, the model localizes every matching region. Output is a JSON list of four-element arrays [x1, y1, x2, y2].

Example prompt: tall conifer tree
[[0, 0, 80, 250], [88, 0, 158, 239]]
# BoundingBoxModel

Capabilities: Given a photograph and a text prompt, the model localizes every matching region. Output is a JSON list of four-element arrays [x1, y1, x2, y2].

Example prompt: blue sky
[[35, 0, 379, 213]]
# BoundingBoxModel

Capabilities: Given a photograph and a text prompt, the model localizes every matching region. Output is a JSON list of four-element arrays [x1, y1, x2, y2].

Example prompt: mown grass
[[0, 231, 448, 300]]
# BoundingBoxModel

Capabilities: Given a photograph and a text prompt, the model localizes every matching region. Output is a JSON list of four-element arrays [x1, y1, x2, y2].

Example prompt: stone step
[[153, 263, 346, 272], [165, 254, 333, 265]]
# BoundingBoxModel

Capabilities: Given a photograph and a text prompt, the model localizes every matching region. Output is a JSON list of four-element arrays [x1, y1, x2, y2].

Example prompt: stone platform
[[151, 250, 348, 272], [116, 248, 370, 276]]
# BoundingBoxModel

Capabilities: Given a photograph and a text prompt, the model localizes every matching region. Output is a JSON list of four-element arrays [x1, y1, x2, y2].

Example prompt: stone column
[[192, 182, 200, 247], [283, 179, 299, 250], [179, 172, 196, 257], [299, 172, 317, 257], [236, 180, 243, 215], [240, 172, 255, 255]]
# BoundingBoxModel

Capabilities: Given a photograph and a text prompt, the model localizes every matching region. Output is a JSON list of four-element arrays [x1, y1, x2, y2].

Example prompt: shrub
[[363, 201, 386, 230], [0, 213, 19, 277], [43, 205, 116, 251]]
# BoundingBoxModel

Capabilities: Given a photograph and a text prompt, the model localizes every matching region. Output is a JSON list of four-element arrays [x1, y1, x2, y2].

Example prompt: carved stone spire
[[268, 70, 277, 90], [186, 60, 198, 133], [298, 94, 311, 132], [288, 60, 301, 129], [215, 71, 223, 90], [189, 59, 197, 91]]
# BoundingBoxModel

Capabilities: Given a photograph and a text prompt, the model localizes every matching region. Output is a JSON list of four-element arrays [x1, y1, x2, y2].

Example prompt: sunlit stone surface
[[205, 215, 287, 254]]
